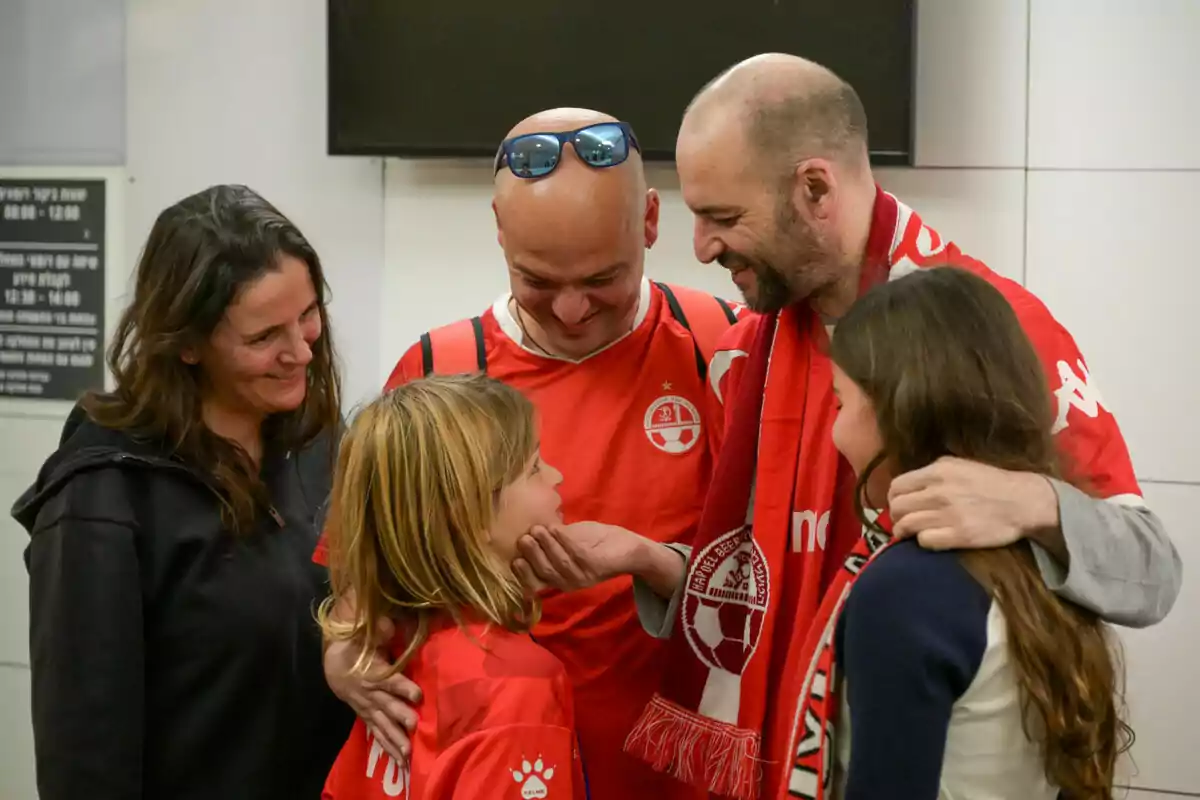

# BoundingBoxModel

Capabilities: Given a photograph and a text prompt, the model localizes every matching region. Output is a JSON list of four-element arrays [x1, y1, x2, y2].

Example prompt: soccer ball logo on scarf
[[682, 526, 771, 674]]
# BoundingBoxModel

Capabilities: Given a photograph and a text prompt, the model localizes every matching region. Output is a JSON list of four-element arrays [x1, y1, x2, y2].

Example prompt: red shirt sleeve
[[312, 341, 426, 567], [424, 723, 585, 800], [1008, 290, 1142, 500]]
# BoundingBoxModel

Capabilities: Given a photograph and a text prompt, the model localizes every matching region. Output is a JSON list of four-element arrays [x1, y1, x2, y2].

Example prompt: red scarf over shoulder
[[625, 188, 990, 799]]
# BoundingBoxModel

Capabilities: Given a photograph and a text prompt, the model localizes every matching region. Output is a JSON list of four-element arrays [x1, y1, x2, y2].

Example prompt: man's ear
[[792, 158, 837, 221], [493, 199, 505, 249], [643, 188, 661, 249]]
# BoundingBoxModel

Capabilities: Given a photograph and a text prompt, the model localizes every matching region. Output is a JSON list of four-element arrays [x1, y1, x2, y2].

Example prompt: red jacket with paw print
[[322, 614, 586, 800]]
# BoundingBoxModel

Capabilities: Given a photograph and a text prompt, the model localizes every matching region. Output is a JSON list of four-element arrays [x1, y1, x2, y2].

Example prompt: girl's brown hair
[[317, 374, 540, 675], [83, 184, 342, 533], [829, 265, 1132, 799]]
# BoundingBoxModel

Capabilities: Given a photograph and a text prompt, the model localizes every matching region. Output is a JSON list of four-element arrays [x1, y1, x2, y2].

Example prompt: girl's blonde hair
[[317, 373, 540, 676]]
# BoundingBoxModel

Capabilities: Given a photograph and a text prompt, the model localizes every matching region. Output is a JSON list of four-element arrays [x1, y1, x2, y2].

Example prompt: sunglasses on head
[[494, 121, 641, 179]]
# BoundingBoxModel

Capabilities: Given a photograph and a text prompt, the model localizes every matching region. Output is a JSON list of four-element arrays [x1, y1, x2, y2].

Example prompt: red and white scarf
[[784, 523, 894, 798], [623, 299, 854, 798]]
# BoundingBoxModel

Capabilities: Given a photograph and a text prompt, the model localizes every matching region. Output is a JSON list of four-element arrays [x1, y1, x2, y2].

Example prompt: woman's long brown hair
[[83, 184, 342, 533], [317, 374, 541, 676], [829, 265, 1132, 799]]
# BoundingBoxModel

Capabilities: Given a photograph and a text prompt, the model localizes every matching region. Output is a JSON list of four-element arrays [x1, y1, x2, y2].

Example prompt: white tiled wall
[[1021, 5, 1200, 795], [2, 1, 1197, 799], [123, 0, 387, 411], [1027, 0, 1200, 171], [1026, 171, 1200, 485], [911, 0, 1029, 168]]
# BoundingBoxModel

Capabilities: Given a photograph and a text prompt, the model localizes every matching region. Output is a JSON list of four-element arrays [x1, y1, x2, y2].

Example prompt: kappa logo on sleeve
[[511, 755, 555, 798], [1051, 358, 1108, 435]]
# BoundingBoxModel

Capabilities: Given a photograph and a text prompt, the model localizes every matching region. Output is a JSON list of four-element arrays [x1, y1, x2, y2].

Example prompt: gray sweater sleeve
[[632, 543, 692, 639], [1031, 478, 1181, 628]]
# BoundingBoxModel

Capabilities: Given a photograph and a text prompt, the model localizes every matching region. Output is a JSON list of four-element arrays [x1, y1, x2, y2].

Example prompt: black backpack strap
[[655, 281, 708, 381], [419, 332, 435, 376], [470, 316, 486, 371], [714, 296, 738, 325]]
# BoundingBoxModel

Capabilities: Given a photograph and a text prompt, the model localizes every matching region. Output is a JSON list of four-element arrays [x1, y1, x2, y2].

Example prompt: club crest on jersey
[[644, 392, 702, 454], [681, 526, 771, 675]]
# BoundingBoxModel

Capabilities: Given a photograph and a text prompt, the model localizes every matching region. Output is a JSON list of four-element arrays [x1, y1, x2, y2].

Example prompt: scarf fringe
[[624, 694, 761, 800]]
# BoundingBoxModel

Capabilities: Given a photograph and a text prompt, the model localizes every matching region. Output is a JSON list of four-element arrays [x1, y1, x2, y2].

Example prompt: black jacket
[[12, 406, 354, 800]]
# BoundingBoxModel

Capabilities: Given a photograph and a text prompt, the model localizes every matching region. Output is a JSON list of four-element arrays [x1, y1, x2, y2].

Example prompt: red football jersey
[[318, 280, 741, 800], [707, 188, 1146, 800], [322, 615, 585, 800]]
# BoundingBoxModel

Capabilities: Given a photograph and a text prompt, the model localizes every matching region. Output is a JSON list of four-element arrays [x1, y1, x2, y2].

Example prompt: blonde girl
[[318, 374, 585, 800]]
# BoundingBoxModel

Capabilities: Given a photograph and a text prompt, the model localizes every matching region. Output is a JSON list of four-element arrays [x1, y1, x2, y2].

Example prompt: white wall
[[1, 0, 1197, 798], [1024, 4, 1200, 795], [0, 0, 125, 166], [123, 0, 386, 409]]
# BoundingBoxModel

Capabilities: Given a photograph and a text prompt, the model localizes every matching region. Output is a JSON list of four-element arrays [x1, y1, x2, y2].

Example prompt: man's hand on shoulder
[[888, 456, 1064, 560], [323, 612, 423, 763]]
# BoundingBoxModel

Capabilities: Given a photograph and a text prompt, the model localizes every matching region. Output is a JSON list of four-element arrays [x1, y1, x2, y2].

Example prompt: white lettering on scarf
[[792, 509, 831, 553]]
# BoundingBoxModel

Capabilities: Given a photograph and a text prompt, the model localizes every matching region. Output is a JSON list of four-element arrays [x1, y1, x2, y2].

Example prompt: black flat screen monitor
[[328, 1, 916, 165]]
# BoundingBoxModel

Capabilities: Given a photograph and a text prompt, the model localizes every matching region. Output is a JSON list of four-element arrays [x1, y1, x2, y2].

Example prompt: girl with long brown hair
[[317, 374, 586, 800], [825, 266, 1132, 798]]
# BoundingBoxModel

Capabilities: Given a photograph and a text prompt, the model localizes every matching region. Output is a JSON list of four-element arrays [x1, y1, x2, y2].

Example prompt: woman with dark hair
[[12, 184, 354, 800], [816, 265, 1133, 798]]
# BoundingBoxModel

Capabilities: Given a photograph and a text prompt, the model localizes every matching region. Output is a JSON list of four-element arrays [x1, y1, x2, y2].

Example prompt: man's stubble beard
[[749, 202, 842, 314]]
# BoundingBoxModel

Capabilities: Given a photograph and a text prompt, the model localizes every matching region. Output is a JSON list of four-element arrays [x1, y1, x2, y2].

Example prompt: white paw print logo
[[511, 755, 554, 798]]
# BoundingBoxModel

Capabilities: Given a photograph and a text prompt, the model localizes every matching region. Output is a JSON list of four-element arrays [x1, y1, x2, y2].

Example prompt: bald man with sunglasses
[[317, 108, 744, 800]]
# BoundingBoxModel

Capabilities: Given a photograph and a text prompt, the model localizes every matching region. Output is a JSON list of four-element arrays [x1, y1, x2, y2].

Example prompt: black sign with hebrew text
[[0, 178, 106, 400]]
